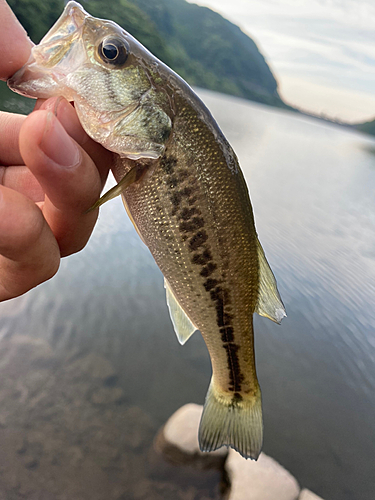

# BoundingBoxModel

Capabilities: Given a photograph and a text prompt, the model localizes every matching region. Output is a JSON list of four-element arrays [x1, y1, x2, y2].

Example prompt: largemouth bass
[[8, 1, 286, 459]]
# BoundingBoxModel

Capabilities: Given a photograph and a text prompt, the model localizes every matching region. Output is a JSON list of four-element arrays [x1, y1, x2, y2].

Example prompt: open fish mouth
[[8, 2, 90, 99]]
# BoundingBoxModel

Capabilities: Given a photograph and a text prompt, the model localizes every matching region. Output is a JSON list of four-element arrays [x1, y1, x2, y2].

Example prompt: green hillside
[[7, 0, 288, 109], [131, 0, 287, 107]]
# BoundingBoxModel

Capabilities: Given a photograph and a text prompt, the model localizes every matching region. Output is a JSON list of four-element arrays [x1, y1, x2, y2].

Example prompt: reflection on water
[[1, 84, 375, 499]]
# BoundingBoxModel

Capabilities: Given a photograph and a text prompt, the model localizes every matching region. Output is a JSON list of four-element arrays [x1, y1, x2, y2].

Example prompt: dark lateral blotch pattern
[[161, 151, 244, 398]]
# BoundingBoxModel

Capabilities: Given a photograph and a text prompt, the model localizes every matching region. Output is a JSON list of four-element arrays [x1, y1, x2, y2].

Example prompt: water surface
[[0, 83, 374, 499]]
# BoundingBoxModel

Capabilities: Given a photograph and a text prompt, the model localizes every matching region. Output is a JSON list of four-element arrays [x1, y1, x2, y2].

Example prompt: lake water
[[0, 82, 374, 500]]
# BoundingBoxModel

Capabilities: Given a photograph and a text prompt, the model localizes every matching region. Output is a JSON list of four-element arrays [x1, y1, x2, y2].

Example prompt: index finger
[[0, 0, 33, 81]]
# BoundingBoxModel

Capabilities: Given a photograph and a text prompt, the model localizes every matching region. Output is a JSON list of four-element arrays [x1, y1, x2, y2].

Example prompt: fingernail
[[52, 96, 63, 116], [40, 111, 80, 168], [38, 96, 63, 116]]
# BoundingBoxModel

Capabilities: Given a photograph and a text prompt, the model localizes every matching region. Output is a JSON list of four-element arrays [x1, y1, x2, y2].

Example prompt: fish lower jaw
[[8, 63, 68, 100]]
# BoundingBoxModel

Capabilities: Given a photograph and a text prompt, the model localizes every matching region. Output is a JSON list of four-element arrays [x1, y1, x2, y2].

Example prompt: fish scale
[[8, 1, 286, 459]]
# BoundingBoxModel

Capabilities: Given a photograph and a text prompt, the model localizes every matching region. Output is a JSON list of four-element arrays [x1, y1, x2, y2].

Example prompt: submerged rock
[[90, 386, 125, 405], [65, 353, 117, 381], [154, 403, 227, 469], [226, 450, 300, 500], [0, 335, 225, 499], [0, 334, 324, 500], [299, 489, 325, 500]]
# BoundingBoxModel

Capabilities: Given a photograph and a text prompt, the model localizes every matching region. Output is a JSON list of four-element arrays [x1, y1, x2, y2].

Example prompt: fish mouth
[[39, 1, 88, 46], [8, 2, 89, 98]]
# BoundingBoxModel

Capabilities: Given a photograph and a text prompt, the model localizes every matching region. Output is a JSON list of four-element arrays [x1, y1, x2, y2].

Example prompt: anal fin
[[255, 238, 286, 324], [165, 279, 197, 345]]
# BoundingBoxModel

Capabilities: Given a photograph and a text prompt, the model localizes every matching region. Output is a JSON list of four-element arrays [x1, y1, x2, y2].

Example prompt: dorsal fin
[[164, 279, 197, 345], [255, 238, 286, 324]]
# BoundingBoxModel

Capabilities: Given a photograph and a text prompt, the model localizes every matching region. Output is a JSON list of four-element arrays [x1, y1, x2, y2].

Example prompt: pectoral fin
[[121, 195, 146, 244], [255, 238, 286, 324], [165, 279, 197, 345], [85, 165, 145, 213]]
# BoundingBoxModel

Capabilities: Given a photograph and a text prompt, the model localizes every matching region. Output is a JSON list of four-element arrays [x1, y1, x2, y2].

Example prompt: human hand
[[0, 0, 113, 301]]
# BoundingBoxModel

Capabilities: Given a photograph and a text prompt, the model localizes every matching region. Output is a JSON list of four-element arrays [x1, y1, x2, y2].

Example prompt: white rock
[[227, 450, 300, 500], [155, 403, 227, 468], [163, 403, 227, 457], [299, 489, 325, 500], [164, 403, 200, 453]]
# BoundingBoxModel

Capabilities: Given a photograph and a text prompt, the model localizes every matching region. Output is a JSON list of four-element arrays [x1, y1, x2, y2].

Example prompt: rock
[[130, 478, 199, 500], [0, 337, 223, 500], [154, 404, 227, 469], [0, 335, 53, 371], [66, 446, 85, 467], [90, 386, 125, 405], [122, 406, 155, 450], [226, 450, 300, 500], [299, 489, 325, 500], [65, 353, 116, 381], [0, 414, 6, 428]]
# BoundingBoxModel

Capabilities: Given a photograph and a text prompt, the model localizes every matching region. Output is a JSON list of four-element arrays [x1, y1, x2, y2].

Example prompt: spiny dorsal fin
[[164, 279, 197, 345], [255, 238, 286, 324]]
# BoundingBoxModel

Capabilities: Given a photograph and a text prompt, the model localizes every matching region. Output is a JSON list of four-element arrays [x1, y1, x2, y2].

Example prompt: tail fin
[[198, 379, 263, 460]]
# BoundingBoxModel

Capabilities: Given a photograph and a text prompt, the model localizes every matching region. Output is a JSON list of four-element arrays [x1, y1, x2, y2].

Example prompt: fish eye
[[98, 37, 129, 66]]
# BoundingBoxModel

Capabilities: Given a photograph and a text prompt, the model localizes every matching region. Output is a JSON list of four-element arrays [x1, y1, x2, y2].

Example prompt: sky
[[187, 0, 375, 123]]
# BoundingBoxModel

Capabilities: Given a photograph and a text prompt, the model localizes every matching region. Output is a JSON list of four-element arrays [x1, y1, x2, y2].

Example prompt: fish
[[8, 1, 286, 459]]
